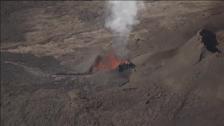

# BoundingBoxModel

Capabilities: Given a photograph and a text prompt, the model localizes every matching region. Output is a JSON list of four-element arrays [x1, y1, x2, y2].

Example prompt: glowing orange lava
[[94, 52, 128, 71]]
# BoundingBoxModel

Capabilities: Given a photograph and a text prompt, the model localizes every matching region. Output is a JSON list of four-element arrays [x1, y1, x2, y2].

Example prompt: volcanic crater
[[1, 1, 224, 126]]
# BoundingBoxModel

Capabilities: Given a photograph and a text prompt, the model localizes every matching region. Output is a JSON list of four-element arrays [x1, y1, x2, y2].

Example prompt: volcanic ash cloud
[[105, 1, 144, 58]]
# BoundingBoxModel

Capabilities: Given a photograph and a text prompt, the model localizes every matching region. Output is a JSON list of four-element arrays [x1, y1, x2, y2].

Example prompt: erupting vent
[[93, 52, 136, 72]]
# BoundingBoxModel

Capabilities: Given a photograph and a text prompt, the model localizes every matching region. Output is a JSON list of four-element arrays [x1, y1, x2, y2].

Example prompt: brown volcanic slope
[[1, 1, 224, 126]]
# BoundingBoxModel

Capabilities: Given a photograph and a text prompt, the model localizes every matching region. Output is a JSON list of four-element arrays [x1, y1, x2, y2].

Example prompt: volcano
[[1, 1, 224, 126]]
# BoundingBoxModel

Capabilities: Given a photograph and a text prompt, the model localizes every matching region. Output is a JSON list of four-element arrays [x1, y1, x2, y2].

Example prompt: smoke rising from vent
[[105, 1, 144, 58]]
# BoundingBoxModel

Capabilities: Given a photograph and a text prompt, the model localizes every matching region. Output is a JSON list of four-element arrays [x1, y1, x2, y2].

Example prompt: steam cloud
[[105, 1, 144, 58]]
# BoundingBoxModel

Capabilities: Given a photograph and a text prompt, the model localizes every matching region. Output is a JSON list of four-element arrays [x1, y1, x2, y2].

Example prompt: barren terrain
[[1, 1, 224, 126]]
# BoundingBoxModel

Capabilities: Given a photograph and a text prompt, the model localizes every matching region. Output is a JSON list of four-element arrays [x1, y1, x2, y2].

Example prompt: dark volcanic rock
[[1, 1, 224, 126]]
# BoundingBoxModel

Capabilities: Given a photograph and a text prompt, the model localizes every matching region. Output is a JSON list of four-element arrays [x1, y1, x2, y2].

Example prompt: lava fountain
[[91, 51, 136, 73], [94, 52, 128, 71]]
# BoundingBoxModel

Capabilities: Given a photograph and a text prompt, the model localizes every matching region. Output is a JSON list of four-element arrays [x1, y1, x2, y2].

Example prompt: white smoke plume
[[105, 1, 144, 58]]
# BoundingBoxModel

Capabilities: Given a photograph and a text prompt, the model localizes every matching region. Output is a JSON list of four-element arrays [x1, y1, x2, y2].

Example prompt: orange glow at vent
[[94, 52, 128, 71]]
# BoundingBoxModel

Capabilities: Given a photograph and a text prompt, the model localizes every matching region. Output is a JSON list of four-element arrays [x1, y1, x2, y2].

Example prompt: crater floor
[[1, 1, 224, 126]]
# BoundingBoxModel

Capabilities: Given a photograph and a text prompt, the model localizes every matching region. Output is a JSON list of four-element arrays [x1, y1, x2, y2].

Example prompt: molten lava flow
[[94, 52, 128, 71]]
